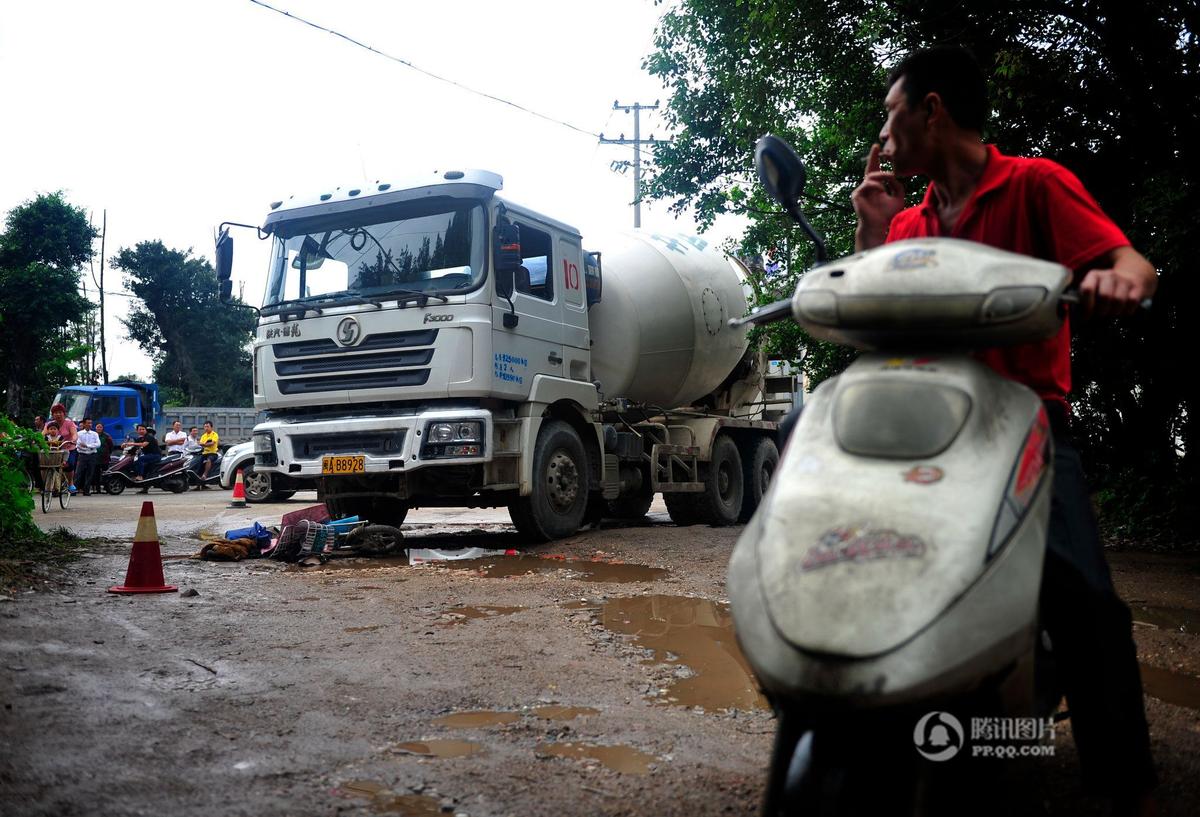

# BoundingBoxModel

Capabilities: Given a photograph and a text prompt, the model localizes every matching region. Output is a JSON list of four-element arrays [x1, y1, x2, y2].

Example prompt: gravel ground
[[1, 491, 1197, 816]]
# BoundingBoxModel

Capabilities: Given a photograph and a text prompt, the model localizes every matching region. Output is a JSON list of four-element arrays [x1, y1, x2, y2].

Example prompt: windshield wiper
[[262, 298, 324, 318], [317, 291, 385, 309], [395, 289, 450, 307]]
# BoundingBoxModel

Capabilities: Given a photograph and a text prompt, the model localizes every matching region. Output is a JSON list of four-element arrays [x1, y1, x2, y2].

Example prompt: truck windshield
[[263, 200, 486, 309], [52, 390, 92, 421]]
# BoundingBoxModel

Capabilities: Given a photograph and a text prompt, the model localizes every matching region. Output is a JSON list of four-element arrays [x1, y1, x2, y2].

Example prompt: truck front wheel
[[509, 420, 588, 542]]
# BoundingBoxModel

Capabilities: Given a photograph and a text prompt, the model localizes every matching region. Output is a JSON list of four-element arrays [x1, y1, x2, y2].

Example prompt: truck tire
[[325, 496, 409, 527], [738, 437, 779, 522], [606, 487, 654, 521], [665, 434, 743, 527], [509, 420, 588, 542]]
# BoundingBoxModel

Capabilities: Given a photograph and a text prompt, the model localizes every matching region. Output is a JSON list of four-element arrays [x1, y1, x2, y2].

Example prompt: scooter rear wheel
[[103, 475, 126, 495]]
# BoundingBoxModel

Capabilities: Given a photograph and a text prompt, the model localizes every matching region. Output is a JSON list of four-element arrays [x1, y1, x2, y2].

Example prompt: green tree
[[112, 241, 257, 407], [644, 0, 1197, 539], [0, 192, 97, 418]]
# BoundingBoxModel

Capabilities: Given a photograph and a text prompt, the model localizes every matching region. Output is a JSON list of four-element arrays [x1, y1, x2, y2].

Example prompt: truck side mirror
[[584, 251, 603, 308], [493, 219, 521, 299], [215, 228, 234, 303]]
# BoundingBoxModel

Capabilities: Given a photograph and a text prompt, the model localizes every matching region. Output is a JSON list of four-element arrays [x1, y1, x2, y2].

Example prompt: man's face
[[82, 420, 91, 430], [137, 425, 147, 437], [879, 78, 931, 176], [173, 422, 182, 432], [204, 424, 212, 432], [190, 427, 198, 436]]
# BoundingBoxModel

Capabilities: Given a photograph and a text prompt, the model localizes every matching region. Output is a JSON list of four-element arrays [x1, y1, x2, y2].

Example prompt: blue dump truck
[[50, 381, 259, 447]]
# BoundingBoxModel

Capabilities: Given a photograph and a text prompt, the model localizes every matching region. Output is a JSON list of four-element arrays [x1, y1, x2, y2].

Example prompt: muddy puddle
[[1140, 664, 1200, 711], [532, 705, 600, 721], [1132, 605, 1200, 634], [432, 710, 521, 728], [338, 780, 442, 815], [436, 604, 524, 625], [391, 739, 482, 758], [594, 595, 767, 711], [435, 555, 668, 583], [535, 742, 657, 775]]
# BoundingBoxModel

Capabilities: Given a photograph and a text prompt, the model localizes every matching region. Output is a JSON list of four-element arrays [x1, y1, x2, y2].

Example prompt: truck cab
[[51, 381, 159, 443]]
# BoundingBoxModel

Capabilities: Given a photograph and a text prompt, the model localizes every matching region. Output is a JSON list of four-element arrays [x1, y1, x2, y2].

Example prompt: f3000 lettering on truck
[[216, 170, 791, 541]]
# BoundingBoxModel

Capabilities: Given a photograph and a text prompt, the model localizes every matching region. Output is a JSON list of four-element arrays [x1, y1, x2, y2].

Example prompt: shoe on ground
[[200, 484, 211, 490]]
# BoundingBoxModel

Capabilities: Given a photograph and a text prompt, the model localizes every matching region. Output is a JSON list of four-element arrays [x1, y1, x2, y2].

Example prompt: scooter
[[727, 136, 1069, 814], [101, 441, 192, 494], [181, 449, 223, 489]]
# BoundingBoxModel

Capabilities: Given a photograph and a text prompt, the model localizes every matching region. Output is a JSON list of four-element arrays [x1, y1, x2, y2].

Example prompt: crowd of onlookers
[[29, 403, 222, 495]]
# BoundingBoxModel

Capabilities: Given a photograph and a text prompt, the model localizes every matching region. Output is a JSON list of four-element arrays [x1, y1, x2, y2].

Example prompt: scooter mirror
[[755, 135, 807, 209]]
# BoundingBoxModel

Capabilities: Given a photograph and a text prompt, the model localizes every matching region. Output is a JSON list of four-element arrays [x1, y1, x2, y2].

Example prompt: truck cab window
[[514, 223, 554, 302]]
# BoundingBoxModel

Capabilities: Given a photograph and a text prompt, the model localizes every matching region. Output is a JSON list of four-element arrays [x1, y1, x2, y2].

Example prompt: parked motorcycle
[[182, 449, 224, 489], [101, 441, 191, 494], [727, 136, 1071, 814]]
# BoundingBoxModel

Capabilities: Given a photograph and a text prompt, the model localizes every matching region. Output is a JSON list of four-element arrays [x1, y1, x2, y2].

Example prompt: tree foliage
[[0, 192, 97, 419], [112, 241, 257, 407], [644, 0, 1198, 539]]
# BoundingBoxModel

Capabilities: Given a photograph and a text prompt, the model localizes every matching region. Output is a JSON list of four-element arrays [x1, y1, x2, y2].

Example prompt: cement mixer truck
[[215, 169, 792, 541]]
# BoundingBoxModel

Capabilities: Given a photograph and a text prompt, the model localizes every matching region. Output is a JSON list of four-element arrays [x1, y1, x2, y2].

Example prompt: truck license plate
[[322, 455, 365, 475]]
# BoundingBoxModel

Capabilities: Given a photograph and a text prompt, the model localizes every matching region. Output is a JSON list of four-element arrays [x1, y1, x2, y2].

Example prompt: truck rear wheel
[[738, 437, 779, 522], [665, 434, 743, 527], [509, 420, 588, 542]]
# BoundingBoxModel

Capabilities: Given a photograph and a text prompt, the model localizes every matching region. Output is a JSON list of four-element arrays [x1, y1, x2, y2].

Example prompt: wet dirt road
[[3, 493, 1199, 816]]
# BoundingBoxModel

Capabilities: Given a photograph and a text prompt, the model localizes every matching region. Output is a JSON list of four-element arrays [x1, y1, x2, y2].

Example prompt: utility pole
[[599, 100, 659, 228], [99, 210, 108, 384]]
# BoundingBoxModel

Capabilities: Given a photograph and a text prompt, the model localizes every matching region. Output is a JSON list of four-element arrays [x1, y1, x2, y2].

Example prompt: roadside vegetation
[[642, 0, 1197, 546]]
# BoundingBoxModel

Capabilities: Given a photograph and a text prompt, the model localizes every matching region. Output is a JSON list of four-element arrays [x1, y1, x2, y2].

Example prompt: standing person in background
[[184, 426, 204, 483], [164, 420, 187, 456], [198, 421, 219, 488], [94, 421, 115, 493], [49, 403, 79, 495], [74, 418, 101, 496]]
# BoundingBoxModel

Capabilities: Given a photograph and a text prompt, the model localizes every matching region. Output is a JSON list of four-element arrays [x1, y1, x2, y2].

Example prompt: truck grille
[[290, 430, 407, 458], [272, 329, 437, 395]]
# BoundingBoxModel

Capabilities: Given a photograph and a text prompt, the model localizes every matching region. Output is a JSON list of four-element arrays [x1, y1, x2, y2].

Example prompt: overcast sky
[[2, 0, 746, 383]]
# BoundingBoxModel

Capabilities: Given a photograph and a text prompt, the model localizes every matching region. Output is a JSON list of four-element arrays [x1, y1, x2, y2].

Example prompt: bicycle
[[39, 450, 71, 513]]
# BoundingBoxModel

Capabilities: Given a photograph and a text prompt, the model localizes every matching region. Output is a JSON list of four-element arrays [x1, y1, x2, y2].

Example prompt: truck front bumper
[[252, 409, 493, 478]]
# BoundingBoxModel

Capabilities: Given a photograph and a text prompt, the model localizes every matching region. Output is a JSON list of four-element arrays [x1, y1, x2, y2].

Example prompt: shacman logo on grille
[[336, 316, 362, 346]]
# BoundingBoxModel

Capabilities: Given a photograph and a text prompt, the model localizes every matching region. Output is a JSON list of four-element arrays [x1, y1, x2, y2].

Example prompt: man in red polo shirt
[[853, 47, 1158, 812]]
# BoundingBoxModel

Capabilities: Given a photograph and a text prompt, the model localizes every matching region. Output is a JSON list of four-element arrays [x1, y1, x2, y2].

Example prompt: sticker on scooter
[[902, 465, 944, 484], [887, 247, 938, 270], [881, 356, 939, 370], [800, 526, 927, 572]]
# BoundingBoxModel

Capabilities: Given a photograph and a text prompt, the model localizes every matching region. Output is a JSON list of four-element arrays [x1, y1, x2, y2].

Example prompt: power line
[[248, 0, 601, 138]]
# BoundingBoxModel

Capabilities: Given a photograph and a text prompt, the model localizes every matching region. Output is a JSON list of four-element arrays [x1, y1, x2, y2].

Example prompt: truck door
[[490, 218, 565, 397], [558, 236, 591, 382]]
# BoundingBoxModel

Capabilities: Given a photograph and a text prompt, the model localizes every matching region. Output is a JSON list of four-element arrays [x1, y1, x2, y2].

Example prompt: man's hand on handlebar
[[1076, 246, 1158, 317]]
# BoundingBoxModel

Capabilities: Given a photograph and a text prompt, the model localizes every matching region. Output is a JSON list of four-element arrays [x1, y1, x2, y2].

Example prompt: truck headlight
[[422, 420, 484, 458], [253, 432, 278, 466]]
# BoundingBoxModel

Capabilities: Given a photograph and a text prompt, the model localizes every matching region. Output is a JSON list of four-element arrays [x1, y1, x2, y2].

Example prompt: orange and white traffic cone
[[108, 501, 178, 594], [228, 468, 248, 508]]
